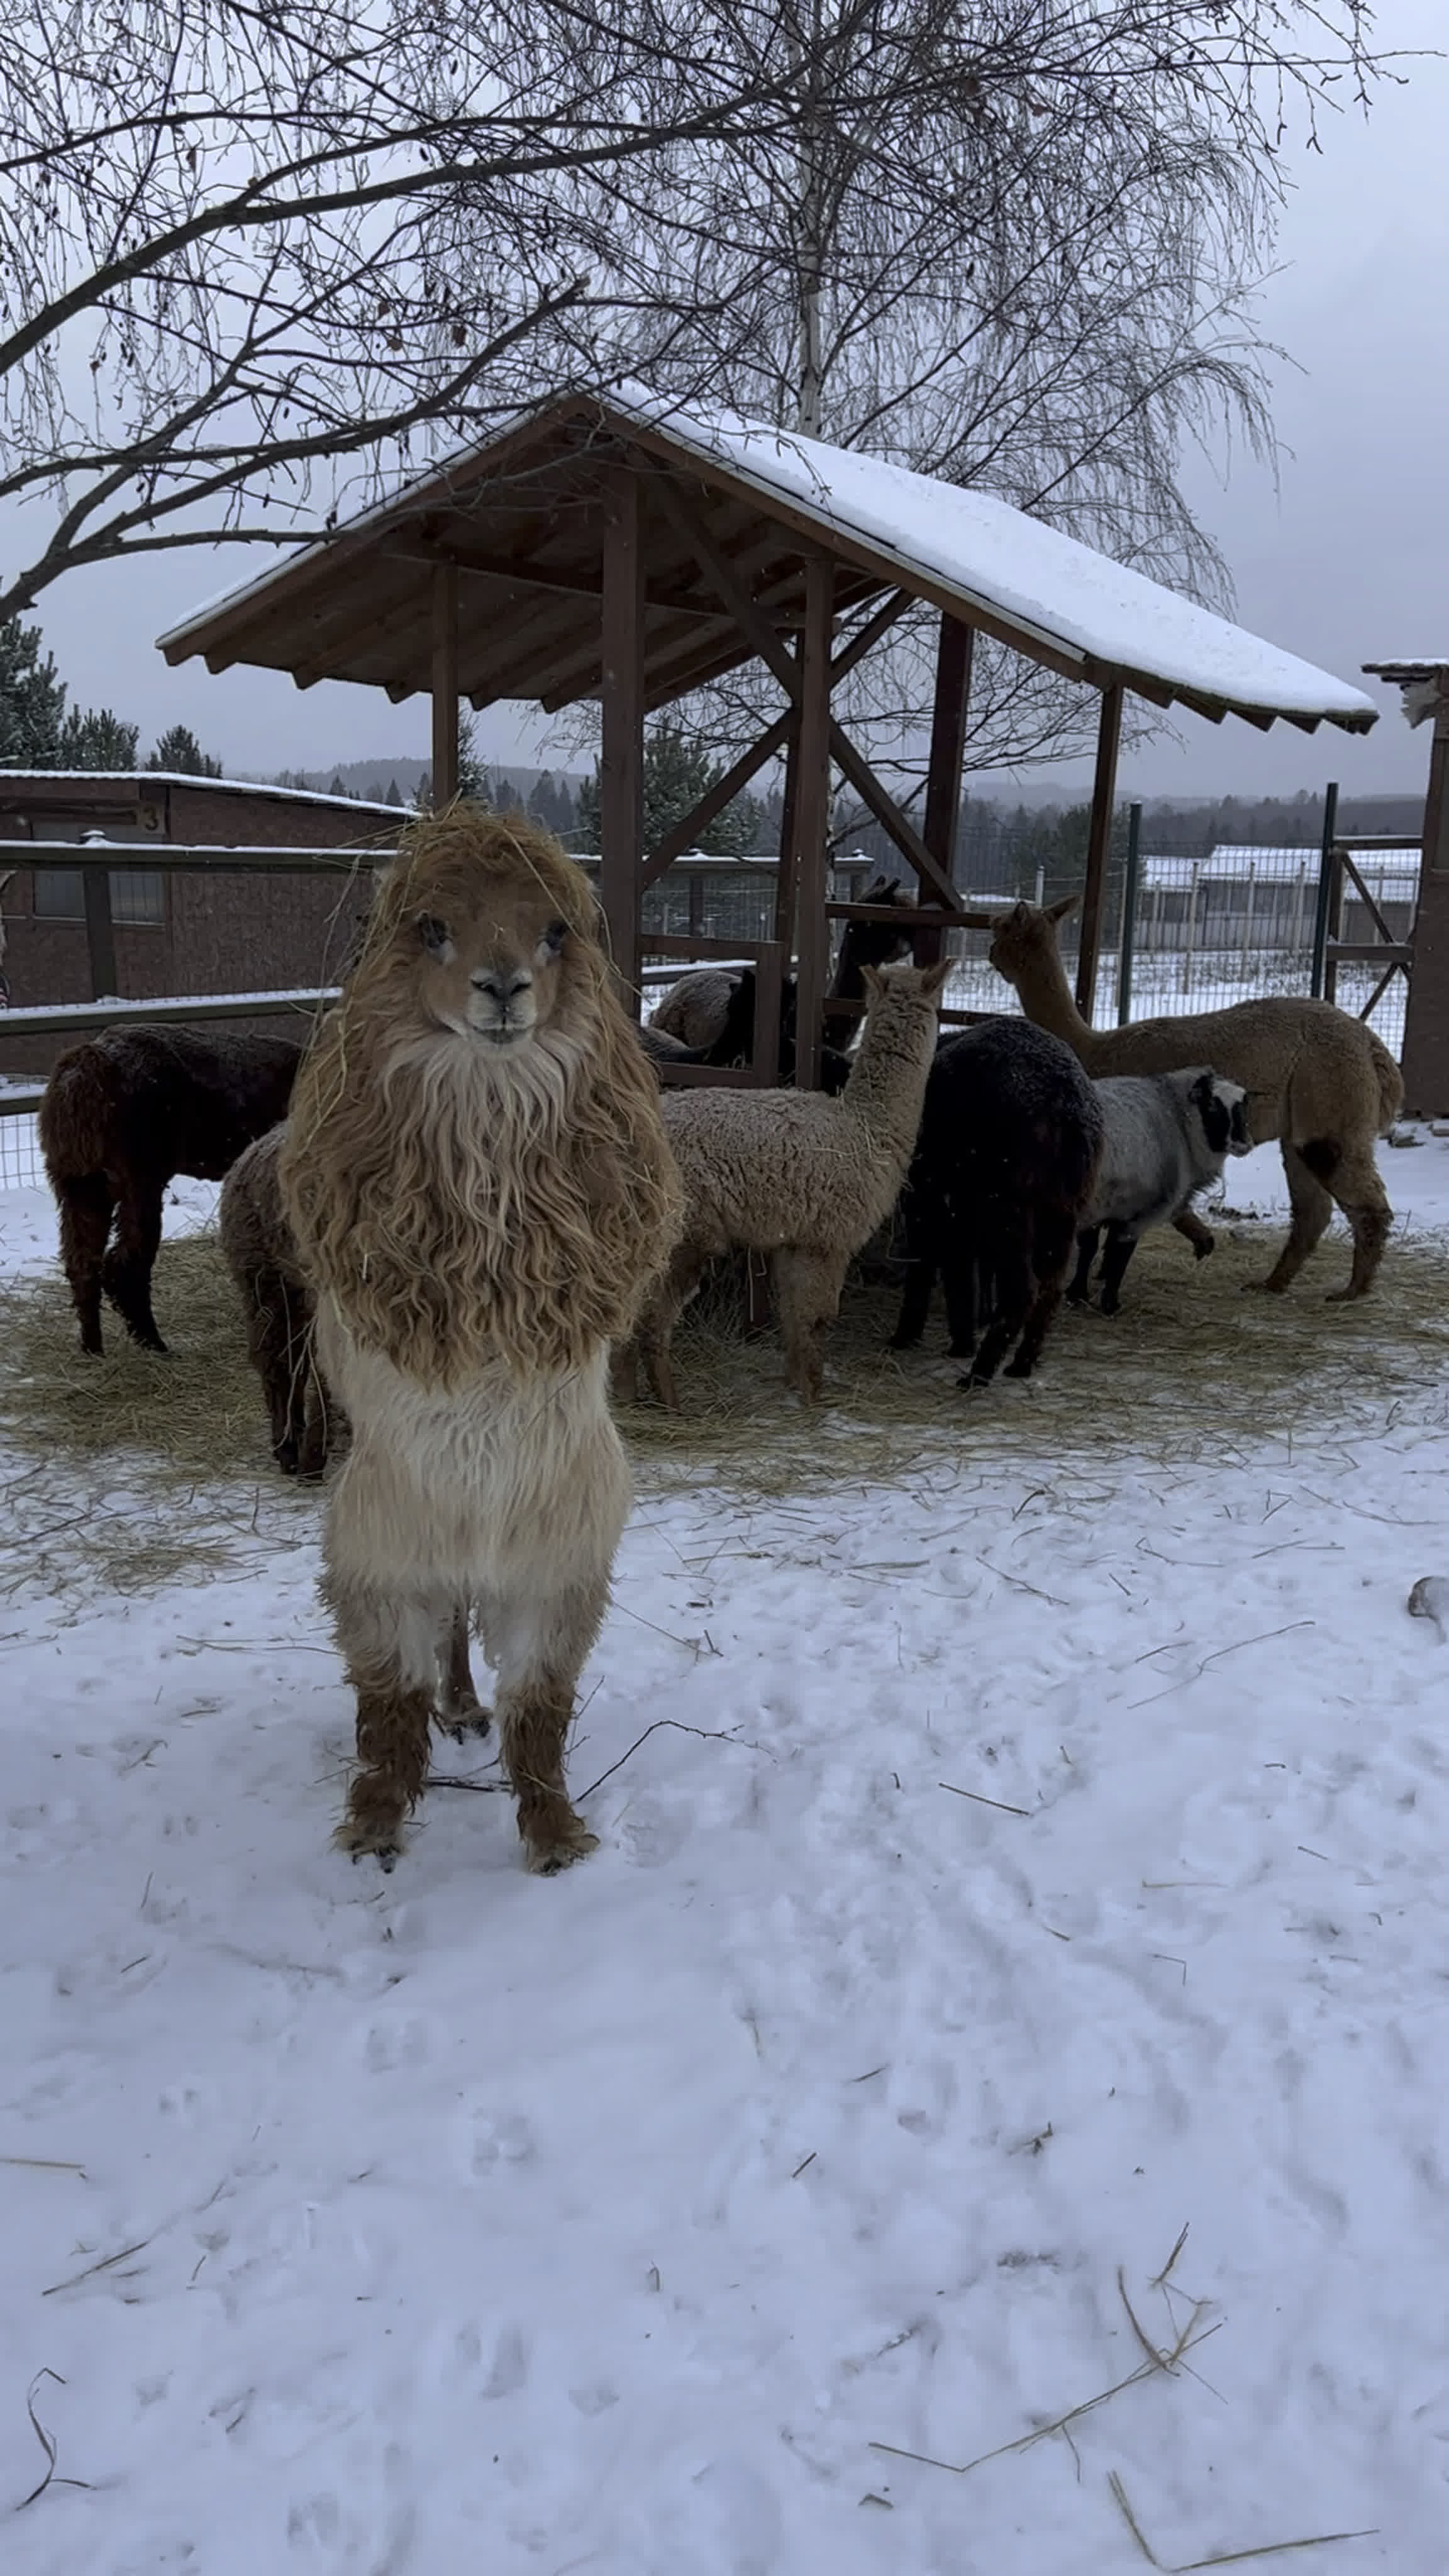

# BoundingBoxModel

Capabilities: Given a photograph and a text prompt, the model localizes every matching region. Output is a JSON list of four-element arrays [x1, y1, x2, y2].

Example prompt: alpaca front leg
[[486, 1580, 608, 1874], [1250, 1142, 1332, 1294], [327, 1579, 440, 1865]]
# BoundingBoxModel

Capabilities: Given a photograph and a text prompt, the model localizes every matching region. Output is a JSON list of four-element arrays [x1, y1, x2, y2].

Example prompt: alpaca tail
[[37, 1039, 115, 1183], [1369, 1030, 1404, 1135]]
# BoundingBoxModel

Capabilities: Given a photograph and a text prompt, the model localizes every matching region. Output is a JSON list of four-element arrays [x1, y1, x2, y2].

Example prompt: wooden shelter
[[158, 389, 1378, 1085]]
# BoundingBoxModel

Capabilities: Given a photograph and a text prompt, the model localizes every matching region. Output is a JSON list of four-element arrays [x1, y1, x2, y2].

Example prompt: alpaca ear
[[860, 963, 884, 999], [922, 958, 953, 999], [1046, 893, 1080, 924]]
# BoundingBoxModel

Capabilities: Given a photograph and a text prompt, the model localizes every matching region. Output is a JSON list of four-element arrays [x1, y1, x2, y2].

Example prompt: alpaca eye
[[417, 913, 452, 956], [541, 919, 568, 955]]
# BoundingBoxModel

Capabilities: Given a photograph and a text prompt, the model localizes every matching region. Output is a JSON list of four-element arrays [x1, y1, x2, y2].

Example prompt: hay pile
[[3, 1214, 1448, 1601], [619, 1215, 1449, 1496]]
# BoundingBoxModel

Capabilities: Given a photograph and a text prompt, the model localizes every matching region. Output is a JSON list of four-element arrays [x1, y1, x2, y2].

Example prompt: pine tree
[[0, 614, 67, 765], [457, 711, 488, 800], [149, 723, 223, 776], [575, 720, 755, 857], [58, 707, 140, 769]]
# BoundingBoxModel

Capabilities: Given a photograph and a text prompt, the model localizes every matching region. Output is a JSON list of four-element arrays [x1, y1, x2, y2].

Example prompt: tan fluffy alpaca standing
[[279, 813, 682, 1872]]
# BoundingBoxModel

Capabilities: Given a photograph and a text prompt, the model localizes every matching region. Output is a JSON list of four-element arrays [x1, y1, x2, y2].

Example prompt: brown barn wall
[[0, 774, 399, 1081]]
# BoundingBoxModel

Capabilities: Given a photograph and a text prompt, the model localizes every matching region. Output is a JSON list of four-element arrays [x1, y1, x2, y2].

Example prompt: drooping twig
[[577, 1718, 767, 1802]]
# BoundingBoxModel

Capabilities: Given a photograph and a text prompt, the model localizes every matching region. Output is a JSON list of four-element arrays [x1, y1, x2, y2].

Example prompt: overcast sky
[[8, 0, 1445, 804]]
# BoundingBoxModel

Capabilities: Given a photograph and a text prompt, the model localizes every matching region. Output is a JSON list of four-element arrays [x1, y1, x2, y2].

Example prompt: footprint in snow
[[361, 2014, 434, 2072], [464, 2107, 536, 2175]]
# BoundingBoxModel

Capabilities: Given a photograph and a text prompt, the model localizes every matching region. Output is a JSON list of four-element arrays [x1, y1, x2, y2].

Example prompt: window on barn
[[31, 868, 86, 918], [109, 869, 165, 926]]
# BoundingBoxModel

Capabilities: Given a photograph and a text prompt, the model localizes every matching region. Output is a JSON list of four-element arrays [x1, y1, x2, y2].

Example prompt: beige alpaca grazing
[[279, 812, 682, 1872], [630, 960, 951, 1409], [989, 898, 1402, 1300]]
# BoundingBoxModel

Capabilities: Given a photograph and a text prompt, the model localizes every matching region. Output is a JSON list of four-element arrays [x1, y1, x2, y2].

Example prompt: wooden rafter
[[640, 589, 916, 889], [652, 477, 965, 917]]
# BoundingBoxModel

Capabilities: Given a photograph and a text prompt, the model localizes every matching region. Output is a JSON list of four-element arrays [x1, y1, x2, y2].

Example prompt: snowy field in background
[[4, 1140, 1449, 2572]]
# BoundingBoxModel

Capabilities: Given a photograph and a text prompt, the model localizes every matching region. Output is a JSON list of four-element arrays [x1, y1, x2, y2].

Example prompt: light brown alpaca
[[279, 811, 683, 1871], [628, 960, 951, 1410], [988, 898, 1402, 1300]]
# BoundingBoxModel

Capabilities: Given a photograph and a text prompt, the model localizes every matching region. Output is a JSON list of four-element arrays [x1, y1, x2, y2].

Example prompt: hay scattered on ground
[[619, 1214, 1449, 1498], [2, 1210, 1448, 1601], [0, 1231, 314, 1603]]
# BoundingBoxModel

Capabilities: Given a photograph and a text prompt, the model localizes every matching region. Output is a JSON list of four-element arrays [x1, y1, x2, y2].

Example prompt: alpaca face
[[988, 895, 1075, 985], [411, 897, 570, 1048], [987, 901, 1036, 982]]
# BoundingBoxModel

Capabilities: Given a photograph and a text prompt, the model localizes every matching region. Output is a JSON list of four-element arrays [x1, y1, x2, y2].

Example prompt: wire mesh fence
[[0, 1109, 42, 1191]]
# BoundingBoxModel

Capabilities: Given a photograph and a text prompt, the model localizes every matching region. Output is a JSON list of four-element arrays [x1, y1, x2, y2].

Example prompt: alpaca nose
[[471, 967, 533, 1022]]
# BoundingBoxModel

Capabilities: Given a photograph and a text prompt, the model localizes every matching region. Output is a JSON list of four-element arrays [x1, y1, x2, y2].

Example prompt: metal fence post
[[1116, 802, 1142, 1025], [1310, 780, 1339, 998]]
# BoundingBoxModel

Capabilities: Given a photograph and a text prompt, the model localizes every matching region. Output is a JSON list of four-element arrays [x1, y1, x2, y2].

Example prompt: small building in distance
[[0, 771, 399, 1079]]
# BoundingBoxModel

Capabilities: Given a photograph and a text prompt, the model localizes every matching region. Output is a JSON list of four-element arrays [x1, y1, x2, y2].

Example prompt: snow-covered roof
[[156, 386, 1378, 739], [1141, 843, 1419, 893], [0, 769, 400, 817]]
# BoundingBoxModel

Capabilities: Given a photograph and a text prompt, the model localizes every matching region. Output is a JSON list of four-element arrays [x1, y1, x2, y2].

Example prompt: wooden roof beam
[[384, 533, 738, 621]]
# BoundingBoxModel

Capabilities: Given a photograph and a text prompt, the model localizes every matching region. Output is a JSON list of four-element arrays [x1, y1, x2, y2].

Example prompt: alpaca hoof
[[1099, 1295, 1121, 1318], [1194, 1236, 1215, 1262], [947, 1337, 975, 1360], [345, 1839, 400, 1872], [336, 1810, 408, 1863], [1243, 1277, 1288, 1296], [887, 1331, 920, 1351], [523, 1813, 599, 1875], [1324, 1284, 1369, 1303], [442, 1704, 493, 1743], [274, 1441, 300, 1476], [1004, 1353, 1034, 1379]]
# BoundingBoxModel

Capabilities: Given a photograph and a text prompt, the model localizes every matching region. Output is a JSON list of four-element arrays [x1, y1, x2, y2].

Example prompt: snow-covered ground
[[4, 1143, 1449, 2572]]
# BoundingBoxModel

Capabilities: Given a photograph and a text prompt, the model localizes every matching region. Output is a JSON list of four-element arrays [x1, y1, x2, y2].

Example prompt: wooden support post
[[791, 559, 835, 1092], [82, 862, 118, 1002], [1310, 781, 1340, 1001], [601, 467, 645, 1011], [1075, 681, 1123, 1019], [1116, 802, 1143, 1026], [919, 614, 974, 961], [430, 562, 459, 809], [774, 664, 802, 951]]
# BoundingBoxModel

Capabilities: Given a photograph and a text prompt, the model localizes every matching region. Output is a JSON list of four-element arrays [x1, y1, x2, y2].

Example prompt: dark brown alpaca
[[40, 1024, 304, 1355]]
